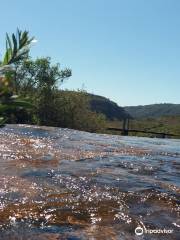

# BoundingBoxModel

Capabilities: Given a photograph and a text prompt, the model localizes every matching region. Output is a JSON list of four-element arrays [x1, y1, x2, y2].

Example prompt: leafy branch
[[0, 29, 35, 126], [2, 29, 34, 66]]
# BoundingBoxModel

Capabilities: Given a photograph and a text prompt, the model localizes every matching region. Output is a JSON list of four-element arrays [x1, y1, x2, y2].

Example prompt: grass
[[105, 116, 180, 139]]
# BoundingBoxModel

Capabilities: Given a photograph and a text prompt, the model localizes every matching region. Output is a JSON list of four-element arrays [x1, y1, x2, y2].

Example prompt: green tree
[[54, 90, 107, 132], [0, 30, 106, 133], [0, 29, 34, 125], [14, 57, 72, 125]]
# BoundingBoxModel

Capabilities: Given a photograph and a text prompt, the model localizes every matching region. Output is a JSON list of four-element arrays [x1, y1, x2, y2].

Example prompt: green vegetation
[[0, 29, 35, 126], [122, 104, 180, 138], [125, 103, 180, 119], [0, 29, 106, 132], [88, 94, 131, 120], [2, 56, 107, 132], [131, 116, 180, 137], [107, 116, 180, 138], [1, 29, 179, 138]]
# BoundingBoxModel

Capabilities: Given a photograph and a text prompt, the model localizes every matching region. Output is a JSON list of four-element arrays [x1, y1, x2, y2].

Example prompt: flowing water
[[0, 124, 179, 240]]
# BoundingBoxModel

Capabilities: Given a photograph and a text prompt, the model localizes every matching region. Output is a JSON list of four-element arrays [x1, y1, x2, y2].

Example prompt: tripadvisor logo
[[135, 226, 144, 236], [135, 225, 173, 236]]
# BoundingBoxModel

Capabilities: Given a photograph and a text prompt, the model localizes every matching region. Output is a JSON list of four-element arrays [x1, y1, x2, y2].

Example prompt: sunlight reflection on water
[[0, 124, 179, 239]]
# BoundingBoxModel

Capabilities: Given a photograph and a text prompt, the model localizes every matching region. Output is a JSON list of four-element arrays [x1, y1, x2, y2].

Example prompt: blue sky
[[0, 0, 180, 106]]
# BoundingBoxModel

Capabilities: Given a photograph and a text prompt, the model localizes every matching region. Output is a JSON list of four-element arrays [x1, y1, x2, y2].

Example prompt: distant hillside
[[89, 94, 132, 120], [125, 103, 180, 119], [59, 91, 132, 121]]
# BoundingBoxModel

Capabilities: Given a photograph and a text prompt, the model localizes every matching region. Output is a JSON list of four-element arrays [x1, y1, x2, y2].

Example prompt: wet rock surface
[[0, 124, 179, 239]]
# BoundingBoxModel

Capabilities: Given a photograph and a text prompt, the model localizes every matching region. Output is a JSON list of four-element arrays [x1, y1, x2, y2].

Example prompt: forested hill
[[124, 103, 180, 119], [89, 94, 132, 120]]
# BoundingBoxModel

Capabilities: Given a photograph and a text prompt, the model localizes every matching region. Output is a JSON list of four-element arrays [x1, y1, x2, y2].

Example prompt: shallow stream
[[0, 125, 179, 239]]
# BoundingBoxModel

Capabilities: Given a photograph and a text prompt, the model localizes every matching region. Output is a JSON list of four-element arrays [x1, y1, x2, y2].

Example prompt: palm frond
[[1, 29, 34, 66]]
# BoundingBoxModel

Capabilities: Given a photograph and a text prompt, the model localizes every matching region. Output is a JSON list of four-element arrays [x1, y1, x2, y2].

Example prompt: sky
[[0, 0, 180, 106]]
